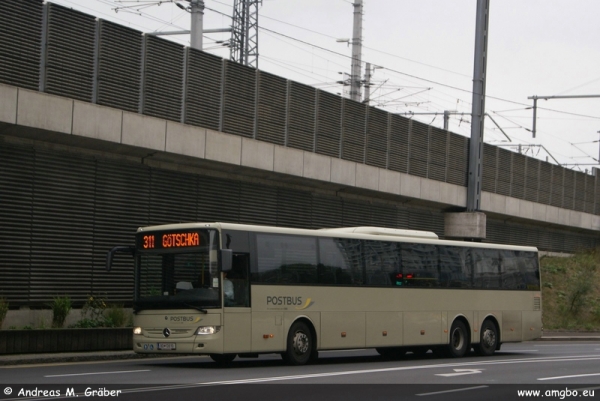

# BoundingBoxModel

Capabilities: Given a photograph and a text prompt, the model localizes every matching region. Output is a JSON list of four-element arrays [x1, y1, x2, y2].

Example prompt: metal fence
[[0, 0, 598, 216], [0, 141, 597, 306]]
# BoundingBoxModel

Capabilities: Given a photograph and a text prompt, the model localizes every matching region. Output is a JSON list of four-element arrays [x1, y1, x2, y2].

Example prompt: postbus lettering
[[267, 296, 302, 306]]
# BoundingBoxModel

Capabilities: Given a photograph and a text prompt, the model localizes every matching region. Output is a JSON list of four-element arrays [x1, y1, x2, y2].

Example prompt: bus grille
[[534, 297, 541, 311], [146, 328, 192, 336]]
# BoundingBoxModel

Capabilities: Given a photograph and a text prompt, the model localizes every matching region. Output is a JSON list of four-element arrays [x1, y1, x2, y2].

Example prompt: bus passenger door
[[223, 254, 251, 353]]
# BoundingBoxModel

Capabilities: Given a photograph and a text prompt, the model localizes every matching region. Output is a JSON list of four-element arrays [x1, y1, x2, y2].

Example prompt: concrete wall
[[1, 83, 599, 234], [1, 309, 134, 329]]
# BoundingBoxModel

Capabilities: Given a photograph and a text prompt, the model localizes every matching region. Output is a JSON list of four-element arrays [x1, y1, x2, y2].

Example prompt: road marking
[[7, 354, 599, 400], [538, 372, 600, 381], [416, 385, 488, 396], [44, 369, 151, 377], [197, 355, 600, 385], [535, 344, 600, 346], [38, 354, 600, 381], [436, 368, 483, 377]]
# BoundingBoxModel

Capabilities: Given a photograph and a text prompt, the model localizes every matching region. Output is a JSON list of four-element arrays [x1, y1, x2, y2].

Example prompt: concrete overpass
[[0, 0, 598, 309], [1, 82, 598, 237]]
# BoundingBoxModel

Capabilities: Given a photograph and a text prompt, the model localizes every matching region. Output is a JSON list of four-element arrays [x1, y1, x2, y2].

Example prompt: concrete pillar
[[444, 212, 486, 240]]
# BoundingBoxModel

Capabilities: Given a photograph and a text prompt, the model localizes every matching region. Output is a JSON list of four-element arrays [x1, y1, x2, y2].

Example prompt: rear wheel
[[446, 320, 469, 358], [475, 319, 498, 356], [209, 353, 236, 365], [282, 321, 314, 365]]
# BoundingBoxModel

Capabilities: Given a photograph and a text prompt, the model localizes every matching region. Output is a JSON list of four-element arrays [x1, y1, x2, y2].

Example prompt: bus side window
[[319, 238, 361, 286], [401, 243, 439, 287], [500, 250, 526, 290], [256, 234, 317, 285], [473, 249, 501, 289], [363, 240, 397, 287], [439, 246, 470, 288], [519, 251, 540, 290]]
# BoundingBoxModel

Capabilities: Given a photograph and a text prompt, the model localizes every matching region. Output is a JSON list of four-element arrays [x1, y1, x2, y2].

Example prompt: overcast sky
[[50, 0, 600, 171]]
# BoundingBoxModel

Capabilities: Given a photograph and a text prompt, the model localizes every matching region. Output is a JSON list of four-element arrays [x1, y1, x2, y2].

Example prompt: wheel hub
[[482, 329, 496, 348], [293, 331, 309, 354]]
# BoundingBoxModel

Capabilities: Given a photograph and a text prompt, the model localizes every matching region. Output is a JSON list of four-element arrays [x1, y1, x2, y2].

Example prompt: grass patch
[[541, 249, 600, 330]]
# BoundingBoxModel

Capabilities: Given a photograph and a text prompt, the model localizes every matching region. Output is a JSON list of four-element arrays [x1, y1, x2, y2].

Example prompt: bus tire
[[283, 321, 313, 366], [210, 353, 236, 365], [475, 319, 498, 356], [446, 320, 469, 358]]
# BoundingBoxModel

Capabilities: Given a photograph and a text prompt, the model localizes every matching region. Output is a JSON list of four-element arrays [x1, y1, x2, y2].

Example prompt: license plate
[[157, 342, 176, 350]]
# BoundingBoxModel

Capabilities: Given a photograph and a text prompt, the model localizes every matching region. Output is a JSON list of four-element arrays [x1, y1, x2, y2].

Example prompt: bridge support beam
[[444, 212, 487, 240]]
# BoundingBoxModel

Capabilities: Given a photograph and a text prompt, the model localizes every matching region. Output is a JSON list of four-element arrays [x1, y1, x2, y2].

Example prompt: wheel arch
[[448, 314, 472, 344], [289, 315, 318, 349]]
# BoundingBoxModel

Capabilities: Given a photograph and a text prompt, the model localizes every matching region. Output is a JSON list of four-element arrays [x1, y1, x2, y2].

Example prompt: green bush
[[50, 296, 72, 328], [542, 248, 600, 330], [104, 305, 129, 328], [81, 295, 107, 324], [71, 295, 130, 328], [567, 273, 592, 315], [0, 298, 8, 329]]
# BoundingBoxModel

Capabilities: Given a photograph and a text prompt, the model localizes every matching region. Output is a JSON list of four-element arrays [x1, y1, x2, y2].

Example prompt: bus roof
[[137, 222, 538, 253], [319, 226, 439, 239]]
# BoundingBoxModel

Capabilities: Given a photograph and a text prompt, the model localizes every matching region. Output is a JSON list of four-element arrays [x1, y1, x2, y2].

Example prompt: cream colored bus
[[107, 222, 542, 365]]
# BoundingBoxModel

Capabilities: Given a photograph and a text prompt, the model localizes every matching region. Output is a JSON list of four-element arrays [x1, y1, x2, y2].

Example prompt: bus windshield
[[134, 229, 220, 312]]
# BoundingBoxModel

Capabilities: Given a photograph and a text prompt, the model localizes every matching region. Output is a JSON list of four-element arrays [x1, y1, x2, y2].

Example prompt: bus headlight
[[133, 327, 142, 335], [196, 326, 221, 335]]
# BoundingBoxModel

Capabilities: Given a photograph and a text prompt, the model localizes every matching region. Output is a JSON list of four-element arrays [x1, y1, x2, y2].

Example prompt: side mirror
[[219, 249, 233, 273], [106, 246, 135, 272]]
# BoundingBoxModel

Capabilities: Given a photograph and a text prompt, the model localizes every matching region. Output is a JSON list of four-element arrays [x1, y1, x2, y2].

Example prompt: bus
[[106, 222, 542, 365]]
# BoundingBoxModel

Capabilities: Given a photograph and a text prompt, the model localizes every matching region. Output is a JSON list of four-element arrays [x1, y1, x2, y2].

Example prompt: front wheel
[[282, 321, 314, 365], [475, 320, 498, 356], [446, 320, 469, 358]]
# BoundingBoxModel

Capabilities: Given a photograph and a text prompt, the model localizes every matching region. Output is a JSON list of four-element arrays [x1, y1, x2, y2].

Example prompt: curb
[[0, 351, 179, 366], [536, 336, 600, 342]]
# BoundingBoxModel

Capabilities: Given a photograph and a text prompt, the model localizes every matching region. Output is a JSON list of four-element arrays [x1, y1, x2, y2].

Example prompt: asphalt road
[[1, 342, 599, 401]]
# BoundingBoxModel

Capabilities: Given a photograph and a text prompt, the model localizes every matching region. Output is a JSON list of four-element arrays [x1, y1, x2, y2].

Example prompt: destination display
[[136, 230, 204, 250]]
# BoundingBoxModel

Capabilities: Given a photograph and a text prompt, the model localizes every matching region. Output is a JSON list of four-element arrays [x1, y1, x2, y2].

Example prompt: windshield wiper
[[184, 303, 208, 314]]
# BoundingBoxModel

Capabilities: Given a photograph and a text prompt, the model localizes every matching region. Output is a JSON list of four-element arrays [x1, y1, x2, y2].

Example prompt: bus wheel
[[210, 353, 236, 365], [447, 320, 469, 358], [283, 321, 313, 365], [475, 320, 498, 356]]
